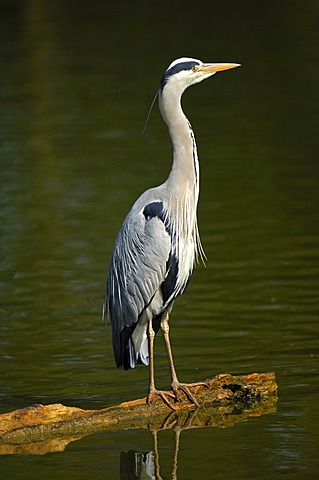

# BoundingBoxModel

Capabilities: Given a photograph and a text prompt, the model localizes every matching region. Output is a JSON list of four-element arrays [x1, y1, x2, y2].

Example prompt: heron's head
[[160, 57, 240, 96]]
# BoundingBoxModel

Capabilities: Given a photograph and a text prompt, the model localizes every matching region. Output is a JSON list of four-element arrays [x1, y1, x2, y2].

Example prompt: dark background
[[1, 0, 318, 478]]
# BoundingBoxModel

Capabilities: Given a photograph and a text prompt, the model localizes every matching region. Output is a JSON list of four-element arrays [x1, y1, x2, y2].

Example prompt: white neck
[[159, 83, 203, 262], [159, 84, 199, 197]]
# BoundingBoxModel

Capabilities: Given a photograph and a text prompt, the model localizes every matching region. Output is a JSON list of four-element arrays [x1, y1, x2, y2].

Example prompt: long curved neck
[[159, 86, 199, 199], [159, 85, 203, 263]]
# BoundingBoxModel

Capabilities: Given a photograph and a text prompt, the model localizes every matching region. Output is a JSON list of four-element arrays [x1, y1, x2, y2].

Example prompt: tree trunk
[[0, 372, 277, 455]]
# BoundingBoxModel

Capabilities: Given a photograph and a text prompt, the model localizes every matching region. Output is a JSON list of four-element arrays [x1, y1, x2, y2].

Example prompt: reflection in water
[[121, 450, 155, 479], [120, 411, 197, 480]]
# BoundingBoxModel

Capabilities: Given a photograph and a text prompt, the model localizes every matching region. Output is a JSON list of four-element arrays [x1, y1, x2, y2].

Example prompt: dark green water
[[1, 0, 318, 478]]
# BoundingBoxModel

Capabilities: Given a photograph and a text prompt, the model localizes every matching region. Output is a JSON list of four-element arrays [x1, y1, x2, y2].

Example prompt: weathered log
[[0, 372, 277, 455]]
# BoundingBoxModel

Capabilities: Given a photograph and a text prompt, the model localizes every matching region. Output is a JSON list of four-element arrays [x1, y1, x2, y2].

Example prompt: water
[[1, 0, 319, 478]]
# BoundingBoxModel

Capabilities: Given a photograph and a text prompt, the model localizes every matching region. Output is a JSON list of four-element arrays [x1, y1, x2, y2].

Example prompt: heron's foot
[[147, 388, 177, 411], [171, 380, 209, 407]]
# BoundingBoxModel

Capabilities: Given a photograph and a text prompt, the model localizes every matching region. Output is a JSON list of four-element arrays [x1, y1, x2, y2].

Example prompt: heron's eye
[[192, 65, 200, 73]]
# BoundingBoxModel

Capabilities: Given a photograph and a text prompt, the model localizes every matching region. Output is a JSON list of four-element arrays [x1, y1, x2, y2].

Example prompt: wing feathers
[[106, 197, 194, 369], [106, 201, 171, 367]]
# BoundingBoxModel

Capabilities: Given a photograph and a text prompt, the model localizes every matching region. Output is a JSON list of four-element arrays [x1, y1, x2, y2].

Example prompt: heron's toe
[[147, 389, 177, 411]]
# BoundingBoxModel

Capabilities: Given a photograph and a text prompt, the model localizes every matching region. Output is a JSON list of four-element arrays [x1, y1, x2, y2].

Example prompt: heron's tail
[[115, 315, 162, 370]]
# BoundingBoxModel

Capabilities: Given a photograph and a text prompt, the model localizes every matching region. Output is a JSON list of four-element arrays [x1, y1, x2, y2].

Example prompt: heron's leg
[[147, 317, 176, 410], [148, 316, 156, 393], [160, 311, 178, 385], [160, 311, 207, 406]]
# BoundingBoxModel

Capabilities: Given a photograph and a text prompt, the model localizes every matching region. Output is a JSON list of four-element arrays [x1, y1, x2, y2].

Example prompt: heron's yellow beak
[[201, 63, 241, 74]]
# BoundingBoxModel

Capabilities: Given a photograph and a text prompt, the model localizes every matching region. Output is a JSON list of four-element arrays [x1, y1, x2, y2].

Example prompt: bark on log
[[0, 372, 277, 455]]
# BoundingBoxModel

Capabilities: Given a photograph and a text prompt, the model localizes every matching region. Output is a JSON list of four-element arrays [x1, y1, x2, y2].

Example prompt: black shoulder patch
[[143, 201, 173, 237], [143, 201, 164, 221]]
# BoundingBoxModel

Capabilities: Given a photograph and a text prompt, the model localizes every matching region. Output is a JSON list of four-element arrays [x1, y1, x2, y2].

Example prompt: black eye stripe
[[160, 61, 201, 91]]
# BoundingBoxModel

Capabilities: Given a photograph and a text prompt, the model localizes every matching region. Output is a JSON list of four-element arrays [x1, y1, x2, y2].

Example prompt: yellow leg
[[147, 317, 176, 410], [160, 310, 207, 407]]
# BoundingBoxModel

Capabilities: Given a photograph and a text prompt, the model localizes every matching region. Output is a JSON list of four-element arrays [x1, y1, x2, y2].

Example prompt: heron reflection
[[120, 410, 197, 480]]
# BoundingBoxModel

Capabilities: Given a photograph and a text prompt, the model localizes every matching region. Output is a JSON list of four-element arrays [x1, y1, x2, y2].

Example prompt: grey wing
[[106, 204, 171, 367]]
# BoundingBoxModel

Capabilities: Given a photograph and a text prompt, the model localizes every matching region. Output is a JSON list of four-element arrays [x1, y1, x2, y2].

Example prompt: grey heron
[[105, 57, 240, 409]]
